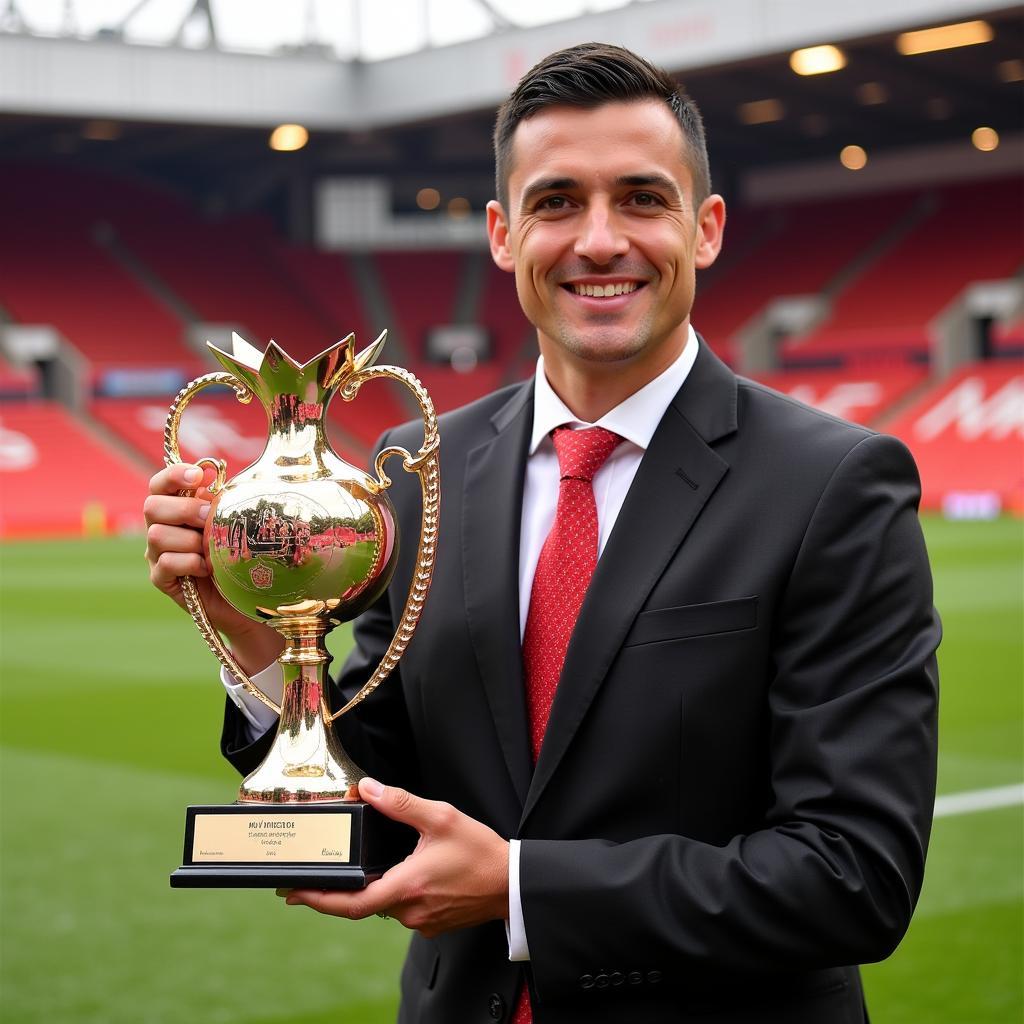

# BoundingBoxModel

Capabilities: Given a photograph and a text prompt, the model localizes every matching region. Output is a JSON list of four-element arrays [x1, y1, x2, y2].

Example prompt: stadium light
[[997, 59, 1024, 83], [789, 45, 846, 76], [840, 145, 868, 170], [269, 124, 308, 152], [416, 188, 441, 211], [447, 197, 471, 219], [896, 20, 993, 56], [82, 120, 121, 141], [856, 82, 888, 106], [972, 127, 999, 152], [737, 99, 784, 125]]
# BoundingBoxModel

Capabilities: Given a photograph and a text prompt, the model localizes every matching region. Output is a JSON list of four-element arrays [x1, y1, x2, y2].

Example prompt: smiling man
[[147, 42, 939, 1024]]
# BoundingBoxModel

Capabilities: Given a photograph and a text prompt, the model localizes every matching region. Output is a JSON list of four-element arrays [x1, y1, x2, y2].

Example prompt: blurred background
[[0, 1, 1021, 1022]]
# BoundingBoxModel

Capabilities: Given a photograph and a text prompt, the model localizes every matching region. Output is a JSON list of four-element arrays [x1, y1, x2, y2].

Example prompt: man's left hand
[[282, 778, 510, 937]]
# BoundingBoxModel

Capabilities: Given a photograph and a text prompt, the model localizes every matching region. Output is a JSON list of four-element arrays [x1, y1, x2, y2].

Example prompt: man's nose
[[573, 205, 629, 264]]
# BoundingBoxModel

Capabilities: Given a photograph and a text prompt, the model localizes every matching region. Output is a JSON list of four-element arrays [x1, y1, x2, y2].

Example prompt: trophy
[[167, 331, 438, 889]]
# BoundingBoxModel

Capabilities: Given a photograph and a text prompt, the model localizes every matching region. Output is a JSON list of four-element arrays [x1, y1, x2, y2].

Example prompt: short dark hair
[[493, 42, 710, 211]]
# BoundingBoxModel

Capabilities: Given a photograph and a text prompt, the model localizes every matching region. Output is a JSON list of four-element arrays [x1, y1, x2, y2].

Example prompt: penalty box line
[[933, 783, 1024, 819]]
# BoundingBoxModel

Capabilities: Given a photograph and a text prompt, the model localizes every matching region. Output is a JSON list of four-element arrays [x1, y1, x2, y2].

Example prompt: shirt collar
[[529, 325, 699, 455]]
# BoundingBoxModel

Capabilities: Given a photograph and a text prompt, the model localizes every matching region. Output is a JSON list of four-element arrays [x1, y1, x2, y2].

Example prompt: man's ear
[[487, 200, 515, 273], [694, 194, 726, 271]]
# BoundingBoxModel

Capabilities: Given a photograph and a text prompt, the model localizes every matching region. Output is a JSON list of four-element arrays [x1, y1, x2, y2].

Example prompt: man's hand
[[284, 778, 510, 938], [144, 463, 283, 674]]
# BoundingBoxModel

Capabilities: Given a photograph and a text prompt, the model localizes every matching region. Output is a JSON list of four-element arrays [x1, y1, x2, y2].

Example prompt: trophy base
[[170, 801, 413, 890]]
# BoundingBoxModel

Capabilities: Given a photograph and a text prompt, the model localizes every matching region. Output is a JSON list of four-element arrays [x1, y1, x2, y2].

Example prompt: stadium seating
[[991, 314, 1024, 356], [0, 163, 199, 373], [3, 158, 1020, 533], [694, 191, 917, 363], [0, 400, 149, 536], [787, 178, 1024, 364], [749, 365, 927, 426], [113, 207, 339, 363], [479, 260, 535, 363], [373, 251, 464, 360], [0, 352, 39, 399], [881, 360, 1024, 513], [91, 394, 368, 476]]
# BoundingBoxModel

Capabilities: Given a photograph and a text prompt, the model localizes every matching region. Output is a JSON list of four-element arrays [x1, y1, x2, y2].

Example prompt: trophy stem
[[237, 616, 363, 804]]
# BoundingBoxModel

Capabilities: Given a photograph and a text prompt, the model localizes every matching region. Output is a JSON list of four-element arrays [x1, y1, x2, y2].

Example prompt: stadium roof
[[1, 1, 1020, 216]]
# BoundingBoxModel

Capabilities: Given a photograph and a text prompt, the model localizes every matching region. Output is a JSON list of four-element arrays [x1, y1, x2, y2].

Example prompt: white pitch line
[[933, 783, 1024, 818]]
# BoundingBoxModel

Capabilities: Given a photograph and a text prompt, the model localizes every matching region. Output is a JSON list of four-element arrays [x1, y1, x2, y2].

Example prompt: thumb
[[359, 777, 445, 832]]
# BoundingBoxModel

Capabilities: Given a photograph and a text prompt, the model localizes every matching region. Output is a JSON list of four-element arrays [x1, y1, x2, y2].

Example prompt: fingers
[[284, 874, 404, 921], [144, 492, 211, 530], [148, 463, 205, 496], [149, 550, 210, 592], [358, 777, 457, 834]]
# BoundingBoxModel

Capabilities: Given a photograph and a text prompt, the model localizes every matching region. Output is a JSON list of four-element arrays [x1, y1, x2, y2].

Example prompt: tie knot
[[551, 426, 622, 482]]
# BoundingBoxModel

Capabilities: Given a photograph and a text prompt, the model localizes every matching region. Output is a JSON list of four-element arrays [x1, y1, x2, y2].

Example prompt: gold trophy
[[167, 331, 438, 889]]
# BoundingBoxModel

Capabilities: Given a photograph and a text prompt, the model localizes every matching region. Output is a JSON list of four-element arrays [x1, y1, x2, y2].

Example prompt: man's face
[[488, 100, 724, 383]]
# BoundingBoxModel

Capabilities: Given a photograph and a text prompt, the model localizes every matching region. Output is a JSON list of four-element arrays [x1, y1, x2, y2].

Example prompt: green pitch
[[0, 517, 1020, 1024]]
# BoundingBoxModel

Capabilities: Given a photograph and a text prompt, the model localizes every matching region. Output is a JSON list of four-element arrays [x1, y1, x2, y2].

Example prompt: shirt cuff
[[220, 661, 284, 744], [506, 839, 530, 961]]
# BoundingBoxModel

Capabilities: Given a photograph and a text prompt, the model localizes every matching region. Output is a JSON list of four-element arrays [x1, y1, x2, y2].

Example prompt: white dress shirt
[[222, 326, 700, 960]]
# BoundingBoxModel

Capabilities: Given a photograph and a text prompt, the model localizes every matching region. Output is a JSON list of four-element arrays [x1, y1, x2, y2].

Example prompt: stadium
[[0, 1, 1020, 1021]]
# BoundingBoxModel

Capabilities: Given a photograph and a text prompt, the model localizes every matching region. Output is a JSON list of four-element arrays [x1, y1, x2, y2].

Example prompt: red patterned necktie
[[512, 425, 622, 1024]]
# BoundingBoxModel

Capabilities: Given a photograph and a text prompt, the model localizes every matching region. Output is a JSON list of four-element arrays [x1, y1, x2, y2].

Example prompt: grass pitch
[[0, 517, 1020, 1023]]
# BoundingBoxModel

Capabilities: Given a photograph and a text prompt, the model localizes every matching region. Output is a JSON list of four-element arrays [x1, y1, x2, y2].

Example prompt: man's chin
[[555, 332, 652, 365]]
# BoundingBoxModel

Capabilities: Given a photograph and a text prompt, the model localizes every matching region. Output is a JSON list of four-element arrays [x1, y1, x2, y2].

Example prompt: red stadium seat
[[750, 365, 927, 426], [91, 395, 369, 476], [882, 360, 1024, 512], [787, 179, 1024, 364], [0, 400, 150, 536]]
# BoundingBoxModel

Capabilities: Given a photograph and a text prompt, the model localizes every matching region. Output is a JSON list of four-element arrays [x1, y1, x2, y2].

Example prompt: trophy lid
[[207, 331, 387, 408]]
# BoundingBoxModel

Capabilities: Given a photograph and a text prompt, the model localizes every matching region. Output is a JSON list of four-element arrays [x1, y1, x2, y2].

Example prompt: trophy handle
[[163, 372, 282, 717], [326, 364, 440, 723]]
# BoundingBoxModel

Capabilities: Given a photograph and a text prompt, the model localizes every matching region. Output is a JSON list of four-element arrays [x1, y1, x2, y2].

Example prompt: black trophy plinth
[[170, 802, 414, 889]]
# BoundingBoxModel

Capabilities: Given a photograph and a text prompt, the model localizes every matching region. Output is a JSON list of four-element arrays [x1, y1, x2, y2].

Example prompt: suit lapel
[[521, 342, 738, 826], [462, 382, 534, 805]]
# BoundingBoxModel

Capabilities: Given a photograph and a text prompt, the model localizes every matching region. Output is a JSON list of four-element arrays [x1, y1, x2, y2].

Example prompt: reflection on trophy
[[168, 331, 439, 889]]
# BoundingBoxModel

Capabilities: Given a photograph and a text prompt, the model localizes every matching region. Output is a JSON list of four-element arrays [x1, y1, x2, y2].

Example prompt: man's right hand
[[144, 463, 283, 675]]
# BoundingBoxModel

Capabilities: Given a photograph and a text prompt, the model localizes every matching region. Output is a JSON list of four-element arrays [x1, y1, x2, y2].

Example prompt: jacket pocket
[[623, 596, 758, 647]]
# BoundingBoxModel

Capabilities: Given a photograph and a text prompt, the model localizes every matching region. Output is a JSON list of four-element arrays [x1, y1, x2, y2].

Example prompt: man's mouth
[[565, 281, 643, 298]]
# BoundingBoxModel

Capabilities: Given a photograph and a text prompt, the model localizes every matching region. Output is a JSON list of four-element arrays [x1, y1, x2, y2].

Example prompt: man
[[146, 43, 939, 1024]]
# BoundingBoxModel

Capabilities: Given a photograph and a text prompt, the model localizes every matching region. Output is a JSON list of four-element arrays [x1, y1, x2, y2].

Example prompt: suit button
[[579, 974, 595, 990], [610, 971, 624, 986], [595, 973, 609, 988], [488, 992, 505, 1020], [628, 971, 643, 985], [646, 970, 662, 985]]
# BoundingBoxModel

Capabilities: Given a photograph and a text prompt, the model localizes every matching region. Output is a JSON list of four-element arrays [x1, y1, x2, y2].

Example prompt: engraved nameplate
[[190, 812, 352, 863]]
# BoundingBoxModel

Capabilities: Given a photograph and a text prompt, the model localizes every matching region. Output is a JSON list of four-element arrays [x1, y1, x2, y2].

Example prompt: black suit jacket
[[224, 341, 940, 1024]]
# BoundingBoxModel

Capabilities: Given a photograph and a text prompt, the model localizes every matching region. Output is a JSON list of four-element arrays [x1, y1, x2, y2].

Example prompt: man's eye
[[538, 195, 570, 211], [630, 192, 662, 207]]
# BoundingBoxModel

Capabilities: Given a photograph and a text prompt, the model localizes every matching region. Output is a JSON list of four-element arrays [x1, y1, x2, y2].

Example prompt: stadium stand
[[991, 313, 1024, 357], [0, 400, 149, 535], [272, 244, 373, 349], [694, 191, 918, 363], [2, 155, 1019, 536], [0, 163, 199, 374], [750, 365, 927, 427], [373, 251, 465, 359], [881, 359, 1024, 513], [478, 260, 534, 363], [785, 178, 1024, 365], [91, 393, 368, 474], [113, 206, 339, 362], [0, 351, 39, 399]]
